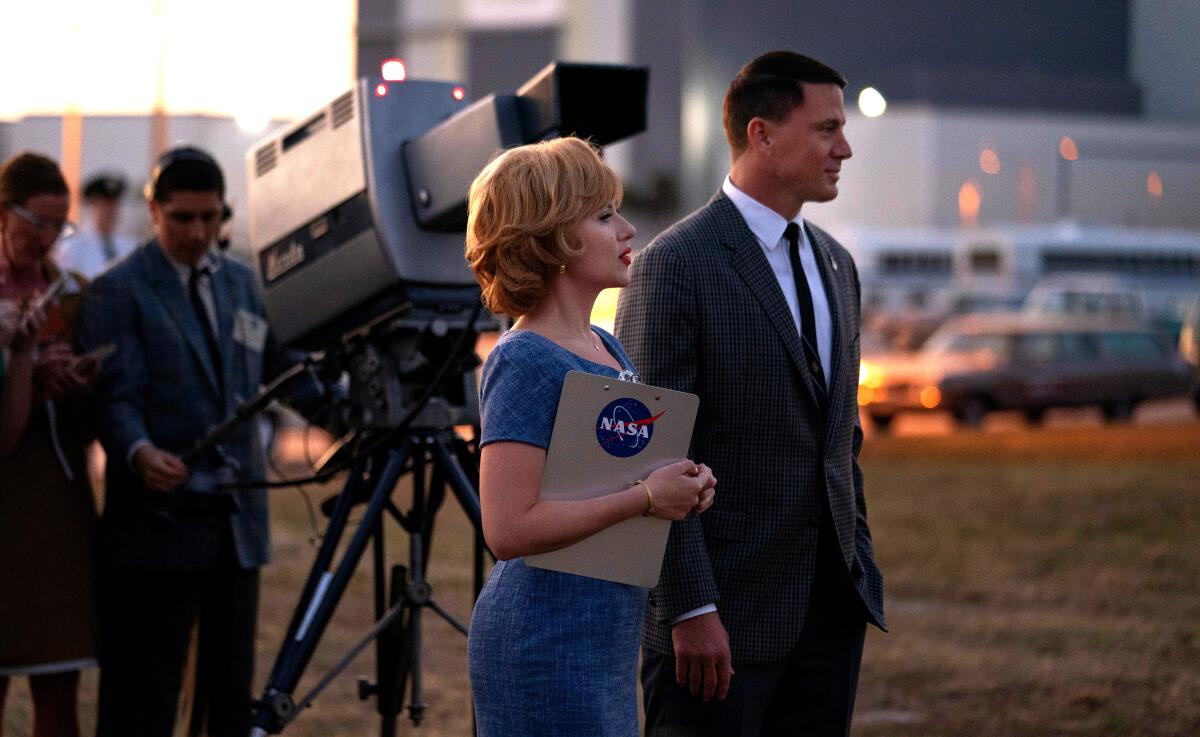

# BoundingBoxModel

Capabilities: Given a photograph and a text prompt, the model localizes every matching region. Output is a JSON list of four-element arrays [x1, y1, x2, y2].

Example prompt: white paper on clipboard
[[524, 370, 699, 588]]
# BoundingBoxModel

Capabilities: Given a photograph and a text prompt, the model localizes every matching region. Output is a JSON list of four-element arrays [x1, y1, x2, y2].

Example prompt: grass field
[[4, 422, 1197, 736]]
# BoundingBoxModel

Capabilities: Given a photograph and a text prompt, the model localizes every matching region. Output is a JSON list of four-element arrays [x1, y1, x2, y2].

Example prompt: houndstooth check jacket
[[615, 191, 886, 664]]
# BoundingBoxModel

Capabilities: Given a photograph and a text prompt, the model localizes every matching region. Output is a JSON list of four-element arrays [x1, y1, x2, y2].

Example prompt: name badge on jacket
[[233, 309, 268, 353]]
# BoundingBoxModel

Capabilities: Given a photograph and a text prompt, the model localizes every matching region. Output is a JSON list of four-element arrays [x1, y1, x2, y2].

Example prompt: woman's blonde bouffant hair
[[465, 137, 622, 317]]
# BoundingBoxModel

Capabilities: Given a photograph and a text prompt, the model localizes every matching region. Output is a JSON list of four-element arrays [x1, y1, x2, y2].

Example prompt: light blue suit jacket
[[78, 241, 295, 570]]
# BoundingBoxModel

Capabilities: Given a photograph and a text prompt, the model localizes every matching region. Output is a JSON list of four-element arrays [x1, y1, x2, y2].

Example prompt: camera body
[[245, 62, 647, 430], [246, 62, 647, 351], [247, 79, 477, 349]]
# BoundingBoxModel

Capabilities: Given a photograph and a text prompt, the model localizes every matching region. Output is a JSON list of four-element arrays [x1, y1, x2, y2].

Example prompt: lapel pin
[[830, 256, 838, 272]]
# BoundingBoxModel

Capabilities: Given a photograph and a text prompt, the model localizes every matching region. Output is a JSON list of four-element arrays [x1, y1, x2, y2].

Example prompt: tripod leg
[[255, 454, 371, 719], [430, 434, 492, 600], [403, 449, 432, 727], [407, 528, 427, 726], [374, 564, 411, 737], [251, 441, 412, 734], [369, 518, 402, 737], [428, 436, 481, 529], [451, 433, 490, 602]]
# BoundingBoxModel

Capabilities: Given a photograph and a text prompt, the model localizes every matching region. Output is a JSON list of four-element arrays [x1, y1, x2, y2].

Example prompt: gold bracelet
[[637, 480, 656, 517]]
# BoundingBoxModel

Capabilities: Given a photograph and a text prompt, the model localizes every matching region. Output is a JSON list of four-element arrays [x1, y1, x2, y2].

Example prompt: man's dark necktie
[[784, 222, 827, 409], [188, 266, 224, 398], [101, 235, 117, 263]]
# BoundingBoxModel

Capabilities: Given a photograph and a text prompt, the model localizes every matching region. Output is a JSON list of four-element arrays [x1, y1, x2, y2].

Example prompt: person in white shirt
[[55, 174, 136, 279]]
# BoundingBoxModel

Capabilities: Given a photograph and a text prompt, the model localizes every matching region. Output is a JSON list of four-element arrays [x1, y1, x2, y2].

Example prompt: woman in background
[[464, 137, 717, 736], [0, 298, 46, 453], [0, 152, 100, 737]]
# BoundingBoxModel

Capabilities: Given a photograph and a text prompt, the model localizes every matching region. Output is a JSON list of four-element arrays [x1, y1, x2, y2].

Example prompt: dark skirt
[[0, 415, 99, 674]]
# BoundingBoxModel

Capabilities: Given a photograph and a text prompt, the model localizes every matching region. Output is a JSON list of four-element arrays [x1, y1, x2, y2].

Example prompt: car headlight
[[919, 385, 941, 409], [859, 359, 884, 389]]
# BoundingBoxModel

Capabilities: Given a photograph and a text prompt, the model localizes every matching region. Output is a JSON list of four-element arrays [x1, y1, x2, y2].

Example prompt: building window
[[878, 250, 952, 275], [969, 249, 1002, 273], [1042, 249, 1200, 278]]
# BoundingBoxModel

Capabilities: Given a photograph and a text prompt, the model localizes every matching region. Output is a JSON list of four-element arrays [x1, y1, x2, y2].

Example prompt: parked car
[[1180, 295, 1200, 411], [866, 289, 1024, 352], [859, 313, 1194, 429], [1023, 273, 1186, 340], [1024, 273, 1147, 322]]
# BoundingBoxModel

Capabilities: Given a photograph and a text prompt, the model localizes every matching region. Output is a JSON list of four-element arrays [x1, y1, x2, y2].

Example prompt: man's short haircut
[[83, 173, 127, 201], [0, 151, 68, 206], [147, 146, 225, 202], [465, 137, 623, 317], [723, 51, 847, 155]]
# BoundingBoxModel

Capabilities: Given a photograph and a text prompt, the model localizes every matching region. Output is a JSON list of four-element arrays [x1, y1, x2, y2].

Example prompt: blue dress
[[468, 327, 647, 737]]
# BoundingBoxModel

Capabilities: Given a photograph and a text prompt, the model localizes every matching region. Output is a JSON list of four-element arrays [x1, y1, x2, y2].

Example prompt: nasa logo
[[595, 397, 664, 458]]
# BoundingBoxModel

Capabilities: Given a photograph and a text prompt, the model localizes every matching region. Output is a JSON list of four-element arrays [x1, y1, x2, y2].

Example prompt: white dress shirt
[[163, 248, 222, 334], [722, 176, 833, 384], [55, 227, 137, 280]]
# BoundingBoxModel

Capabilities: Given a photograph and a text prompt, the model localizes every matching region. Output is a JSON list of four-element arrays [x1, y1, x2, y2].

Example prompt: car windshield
[[923, 330, 1011, 361]]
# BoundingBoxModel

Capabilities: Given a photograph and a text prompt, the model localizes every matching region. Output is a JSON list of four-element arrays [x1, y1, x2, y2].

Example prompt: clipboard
[[525, 370, 699, 588]]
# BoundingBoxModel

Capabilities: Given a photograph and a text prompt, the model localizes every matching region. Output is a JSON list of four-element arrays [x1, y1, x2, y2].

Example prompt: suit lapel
[[716, 195, 826, 413], [143, 243, 222, 398], [212, 260, 237, 412], [806, 224, 849, 446], [807, 224, 858, 563]]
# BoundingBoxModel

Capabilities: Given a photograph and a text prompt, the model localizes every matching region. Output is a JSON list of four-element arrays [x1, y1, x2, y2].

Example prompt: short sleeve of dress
[[478, 335, 562, 450]]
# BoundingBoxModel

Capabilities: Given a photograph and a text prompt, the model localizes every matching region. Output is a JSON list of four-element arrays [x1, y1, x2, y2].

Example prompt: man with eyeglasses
[[78, 145, 301, 737]]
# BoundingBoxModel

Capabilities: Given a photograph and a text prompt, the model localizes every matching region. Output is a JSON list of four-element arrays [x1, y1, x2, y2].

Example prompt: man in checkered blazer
[[615, 51, 886, 736]]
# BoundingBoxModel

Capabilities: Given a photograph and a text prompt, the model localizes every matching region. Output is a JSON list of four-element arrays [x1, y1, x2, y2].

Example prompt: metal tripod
[[249, 427, 486, 736]]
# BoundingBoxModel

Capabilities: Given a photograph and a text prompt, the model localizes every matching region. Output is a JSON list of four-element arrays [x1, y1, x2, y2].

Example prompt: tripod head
[[317, 290, 497, 433]]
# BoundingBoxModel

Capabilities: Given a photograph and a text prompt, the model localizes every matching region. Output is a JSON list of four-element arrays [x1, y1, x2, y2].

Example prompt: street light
[[858, 87, 887, 117]]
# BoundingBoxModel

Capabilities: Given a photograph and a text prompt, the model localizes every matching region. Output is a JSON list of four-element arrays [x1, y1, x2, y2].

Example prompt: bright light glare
[[1059, 136, 1079, 161], [381, 58, 406, 82], [958, 180, 982, 226], [375, 83, 388, 97], [590, 288, 621, 333], [919, 386, 941, 409], [0, 1, 354, 122], [452, 86, 466, 101], [857, 87, 887, 118], [1147, 171, 1163, 198], [859, 360, 884, 389], [979, 148, 1001, 175], [235, 109, 270, 134]]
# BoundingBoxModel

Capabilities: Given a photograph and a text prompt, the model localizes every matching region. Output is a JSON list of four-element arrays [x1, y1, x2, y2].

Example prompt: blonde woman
[[464, 137, 717, 735]]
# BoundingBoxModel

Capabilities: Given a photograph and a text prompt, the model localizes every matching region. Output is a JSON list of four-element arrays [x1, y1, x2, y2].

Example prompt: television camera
[[228, 62, 648, 735]]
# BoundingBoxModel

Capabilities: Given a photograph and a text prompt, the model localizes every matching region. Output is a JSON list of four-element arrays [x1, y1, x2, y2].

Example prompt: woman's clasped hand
[[643, 460, 717, 520]]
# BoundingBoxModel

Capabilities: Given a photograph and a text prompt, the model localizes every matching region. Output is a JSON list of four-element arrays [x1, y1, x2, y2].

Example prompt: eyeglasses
[[6, 203, 77, 240]]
